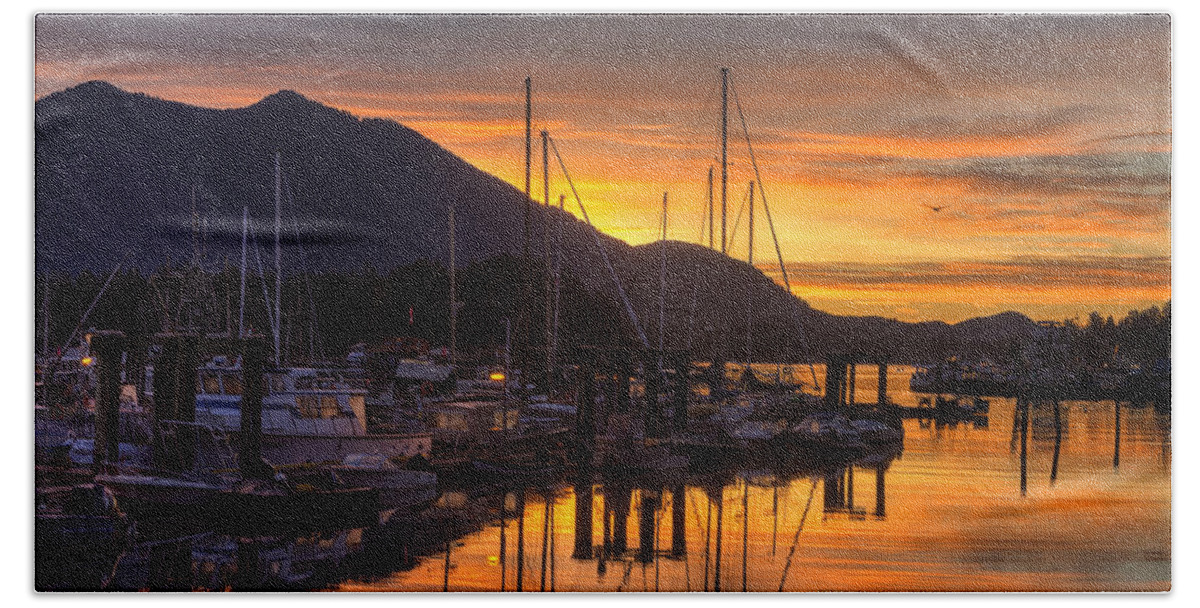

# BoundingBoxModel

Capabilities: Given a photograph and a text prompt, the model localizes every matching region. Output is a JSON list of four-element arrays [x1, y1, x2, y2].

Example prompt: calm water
[[103, 365, 1171, 592]]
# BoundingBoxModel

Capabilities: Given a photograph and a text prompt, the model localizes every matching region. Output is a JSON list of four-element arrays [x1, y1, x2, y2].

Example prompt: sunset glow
[[34, 14, 1171, 323]]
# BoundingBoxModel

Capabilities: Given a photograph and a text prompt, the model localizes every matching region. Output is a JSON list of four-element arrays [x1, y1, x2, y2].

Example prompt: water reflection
[[64, 366, 1168, 592]]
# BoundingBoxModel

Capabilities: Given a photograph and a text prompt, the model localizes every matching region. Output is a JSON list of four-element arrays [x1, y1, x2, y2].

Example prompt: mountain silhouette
[[35, 82, 1035, 361]]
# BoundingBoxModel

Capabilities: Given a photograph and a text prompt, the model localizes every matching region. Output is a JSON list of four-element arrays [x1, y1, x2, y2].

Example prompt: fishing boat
[[328, 453, 438, 510], [192, 355, 432, 465]]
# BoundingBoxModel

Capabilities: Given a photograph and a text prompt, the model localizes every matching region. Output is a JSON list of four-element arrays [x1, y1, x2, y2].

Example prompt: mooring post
[[612, 482, 631, 555], [638, 489, 658, 563], [573, 477, 594, 559], [1019, 398, 1029, 496], [643, 350, 662, 439], [240, 336, 267, 478], [671, 483, 686, 557], [90, 330, 126, 472], [824, 355, 846, 412], [576, 355, 597, 467], [847, 361, 856, 408], [671, 353, 689, 436], [876, 359, 888, 407], [874, 463, 887, 518], [1113, 398, 1122, 469]]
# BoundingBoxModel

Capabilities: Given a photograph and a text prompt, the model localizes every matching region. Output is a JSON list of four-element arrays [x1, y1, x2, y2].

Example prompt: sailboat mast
[[549, 194, 565, 384], [449, 202, 457, 371], [239, 206, 248, 338], [41, 273, 50, 358], [542, 130, 552, 390], [523, 77, 532, 259], [747, 181, 754, 367], [707, 166, 714, 250], [273, 151, 282, 366], [659, 191, 668, 367], [720, 67, 729, 255]]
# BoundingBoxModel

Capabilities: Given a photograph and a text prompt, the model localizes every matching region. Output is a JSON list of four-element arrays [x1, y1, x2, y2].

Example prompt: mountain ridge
[[34, 81, 1037, 361]]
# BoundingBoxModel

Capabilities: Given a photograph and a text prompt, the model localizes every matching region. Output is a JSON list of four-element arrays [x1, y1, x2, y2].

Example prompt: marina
[[33, 14, 1171, 593]]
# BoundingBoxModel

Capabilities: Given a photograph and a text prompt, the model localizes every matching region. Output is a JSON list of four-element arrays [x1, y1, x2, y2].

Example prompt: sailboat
[[189, 153, 432, 466]]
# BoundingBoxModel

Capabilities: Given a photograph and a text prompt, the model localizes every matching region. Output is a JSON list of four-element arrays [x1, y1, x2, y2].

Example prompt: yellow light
[[489, 372, 506, 382], [80, 356, 94, 367]]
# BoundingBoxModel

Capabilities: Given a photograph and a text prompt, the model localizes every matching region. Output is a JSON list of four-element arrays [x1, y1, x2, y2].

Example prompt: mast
[[549, 194, 565, 386], [707, 166, 715, 250], [746, 181, 754, 367], [41, 273, 50, 358], [720, 67, 729, 255], [273, 151, 282, 366], [659, 191, 668, 370], [523, 77, 532, 259], [239, 206, 248, 338], [542, 130, 552, 391], [449, 201, 457, 371]]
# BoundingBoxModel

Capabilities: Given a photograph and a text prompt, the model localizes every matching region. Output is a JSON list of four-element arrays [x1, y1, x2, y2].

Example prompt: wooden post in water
[[671, 484, 686, 558], [240, 336, 267, 478], [704, 491, 713, 591], [91, 331, 125, 472], [574, 480, 594, 559], [540, 492, 550, 591], [443, 538, 451, 592], [1051, 400, 1062, 484], [874, 463, 887, 518], [644, 350, 662, 439], [846, 466, 855, 511], [877, 359, 888, 407], [638, 489, 657, 563], [152, 334, 199, 472], [516, 487, 526, 591], [500, 492, 508, 591], [1019, 398, 1029, 496], [612, 482, 631, 555], [824, 355, 846, 412], [741, 480, 749, 592], [600, 489, 611, 575], [847, 361, 856, 408], [671, 353, 690, 436], [1113, 399, 1122, 469], [713, 485, 725, 592]]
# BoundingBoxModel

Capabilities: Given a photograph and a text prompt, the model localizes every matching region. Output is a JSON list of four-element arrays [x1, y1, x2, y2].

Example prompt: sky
[[33, 13, 1172, 323]]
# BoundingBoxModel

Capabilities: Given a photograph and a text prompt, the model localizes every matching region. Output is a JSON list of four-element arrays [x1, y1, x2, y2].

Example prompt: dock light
[[80, 356, 94, 367], [489, 372, 506, 382]]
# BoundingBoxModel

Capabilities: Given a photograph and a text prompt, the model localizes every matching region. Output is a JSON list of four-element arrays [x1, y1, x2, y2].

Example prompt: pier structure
[[823, 353, 892, 412], [151, 333, 201, 472], [90, 330, 126, 471], [567, 346, 694, 449]]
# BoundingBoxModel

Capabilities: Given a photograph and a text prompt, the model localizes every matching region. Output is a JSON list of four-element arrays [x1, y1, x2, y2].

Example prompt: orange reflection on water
[[339, 366, 1169, 592]]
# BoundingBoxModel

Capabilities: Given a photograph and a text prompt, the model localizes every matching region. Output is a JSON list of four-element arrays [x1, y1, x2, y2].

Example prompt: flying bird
[[923, 204, 950, 213]]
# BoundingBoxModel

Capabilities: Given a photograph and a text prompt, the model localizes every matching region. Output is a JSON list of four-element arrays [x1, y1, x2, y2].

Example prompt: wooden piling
[[1051, 400, 1062, 484], [671, 484, 686, 557], [638, 489, 658, 563], [874, 463, 886, 518], [90, 331, 125, 472], [573, 480, 594, 559], [876, 360, 888, 407], [239, 336, 267, 478], [1113, 399, 1122, 469], [1019, 398, 1029, 496]]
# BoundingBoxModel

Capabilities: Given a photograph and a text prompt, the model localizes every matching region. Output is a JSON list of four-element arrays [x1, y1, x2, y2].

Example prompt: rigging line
[[729, 78, 820, 391], [252, 240, 278, 345], [53, 250, 133, 369], [725, 180, 752, 258], [282, 173, 325, 361], [777, 478, 817, 591], [548, 135, 649, 348]]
